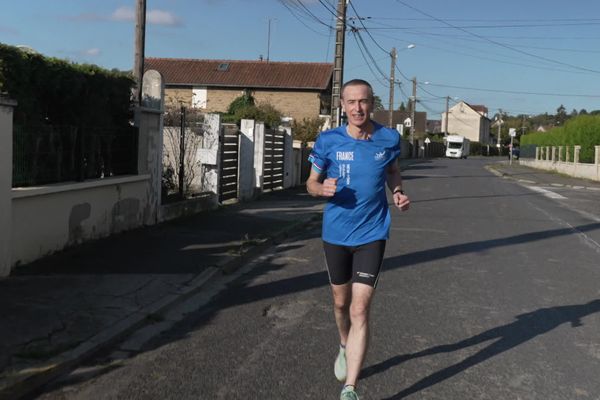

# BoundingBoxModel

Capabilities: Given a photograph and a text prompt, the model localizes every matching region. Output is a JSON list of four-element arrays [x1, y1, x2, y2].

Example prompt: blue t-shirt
[[308, 122, 401, 246]]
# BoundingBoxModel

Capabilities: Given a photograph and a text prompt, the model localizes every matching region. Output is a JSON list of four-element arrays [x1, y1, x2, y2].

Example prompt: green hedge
[[520, 115, 600, 163], [0, 43, 134, 128]]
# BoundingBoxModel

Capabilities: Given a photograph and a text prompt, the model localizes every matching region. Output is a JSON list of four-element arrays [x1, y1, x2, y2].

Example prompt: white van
[[445, 135, 470, 159]]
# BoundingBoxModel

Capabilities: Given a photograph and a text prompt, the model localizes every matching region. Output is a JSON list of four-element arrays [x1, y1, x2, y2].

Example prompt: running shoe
[[340, 385, 359, 400], [334, 345, 347, 382]]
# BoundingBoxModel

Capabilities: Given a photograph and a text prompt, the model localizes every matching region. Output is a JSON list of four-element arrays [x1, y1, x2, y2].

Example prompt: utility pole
[[410, 77, 417, 157], [331, 0, 347, 128], [388, 47, 396, 128], [267, 18, 272, 62], [133, 0, 147, 105], [496, 108, 503, 152], [444, 95, 450, 136]]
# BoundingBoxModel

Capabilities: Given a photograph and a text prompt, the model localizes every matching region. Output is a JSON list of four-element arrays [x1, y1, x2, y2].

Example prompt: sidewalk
[[487, 160, 600, 191], [0, 187, 325, 400]]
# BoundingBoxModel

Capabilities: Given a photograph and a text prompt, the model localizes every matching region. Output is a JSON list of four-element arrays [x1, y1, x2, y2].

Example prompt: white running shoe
[[334, 345, 347, 382]]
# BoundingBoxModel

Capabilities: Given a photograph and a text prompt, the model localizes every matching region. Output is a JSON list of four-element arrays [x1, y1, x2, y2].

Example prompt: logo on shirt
[[374, 150, 386, 161], [336, 151, 354, 161]]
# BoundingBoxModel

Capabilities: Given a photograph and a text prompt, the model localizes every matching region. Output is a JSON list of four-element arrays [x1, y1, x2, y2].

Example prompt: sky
[[2, 0, 600, 119]]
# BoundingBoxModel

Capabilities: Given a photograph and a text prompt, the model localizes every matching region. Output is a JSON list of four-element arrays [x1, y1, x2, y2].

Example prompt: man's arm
[[386, 160, 410, 211], [307, 168, 337, 198]]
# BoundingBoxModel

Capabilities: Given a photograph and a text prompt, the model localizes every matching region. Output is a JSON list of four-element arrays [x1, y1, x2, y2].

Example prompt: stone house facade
[[145, 58, 333, 123]]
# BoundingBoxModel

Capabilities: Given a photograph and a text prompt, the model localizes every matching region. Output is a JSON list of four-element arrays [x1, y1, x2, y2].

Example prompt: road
[[32, 157, 600, 399]]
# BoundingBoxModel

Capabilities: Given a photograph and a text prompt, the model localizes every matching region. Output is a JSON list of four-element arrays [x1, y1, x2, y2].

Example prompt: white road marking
[[528, 202, 600, 254], [527, 186, 567, 199]]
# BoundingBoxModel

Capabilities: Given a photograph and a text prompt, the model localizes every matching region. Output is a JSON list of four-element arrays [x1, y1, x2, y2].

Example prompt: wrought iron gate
[[219, 124, 240, 202], [263, 128, 285, 192]]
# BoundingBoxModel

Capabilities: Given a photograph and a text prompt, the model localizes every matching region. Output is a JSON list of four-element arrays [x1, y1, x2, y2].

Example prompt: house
[[371, 110, 427, 136], [144, 58, 333, 123], [426, 119, 442, 134], [441, 101, 491, 143]]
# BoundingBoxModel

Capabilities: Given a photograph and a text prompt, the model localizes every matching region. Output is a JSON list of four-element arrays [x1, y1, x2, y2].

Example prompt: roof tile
[[145, 58, 333, 90]]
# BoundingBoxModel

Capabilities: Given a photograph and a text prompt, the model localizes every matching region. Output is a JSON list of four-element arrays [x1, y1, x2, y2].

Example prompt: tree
[[292, 117, 325, 143], [397, 102, 406, 112], [555, 104, 567, 126], [223, 93, 283, 128], [373, 95, 384, 111]]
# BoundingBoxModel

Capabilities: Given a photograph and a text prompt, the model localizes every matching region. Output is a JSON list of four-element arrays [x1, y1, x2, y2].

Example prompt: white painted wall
[[444, 102, 489, 143], [0, 98, 16, 277], [11, 176, 151, 266], [253, 122, 266, 191], [281, 126, 293, 189], [4, 70, 165, 274], [520, 145, 600, 182], [192, 87, 208, 109]]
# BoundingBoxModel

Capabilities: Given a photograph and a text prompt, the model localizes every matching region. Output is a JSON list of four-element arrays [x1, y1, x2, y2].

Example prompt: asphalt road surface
[[33, 157, 600, 400]]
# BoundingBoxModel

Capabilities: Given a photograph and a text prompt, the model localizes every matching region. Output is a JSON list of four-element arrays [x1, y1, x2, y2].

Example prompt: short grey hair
[[341, 79, 374, 101]]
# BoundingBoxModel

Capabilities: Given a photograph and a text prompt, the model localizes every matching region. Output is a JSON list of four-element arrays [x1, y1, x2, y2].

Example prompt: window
[[217, 63, 230, 71]]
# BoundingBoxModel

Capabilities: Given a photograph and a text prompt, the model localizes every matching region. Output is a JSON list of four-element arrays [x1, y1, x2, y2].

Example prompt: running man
[[307, 79, 410, 400]]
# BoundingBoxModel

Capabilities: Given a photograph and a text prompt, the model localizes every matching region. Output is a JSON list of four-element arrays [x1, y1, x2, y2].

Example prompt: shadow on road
[[365, 299, 600, 399], [32, 218, 600, 395]]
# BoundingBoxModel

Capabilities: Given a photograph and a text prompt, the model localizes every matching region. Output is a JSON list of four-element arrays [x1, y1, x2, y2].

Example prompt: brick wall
[[252, 90, 322, 122], [164, 87, 325, 122], [165, 88, 192, 109]]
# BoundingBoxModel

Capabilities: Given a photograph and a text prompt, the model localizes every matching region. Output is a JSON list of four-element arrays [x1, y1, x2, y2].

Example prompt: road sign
[[403, 118, 412, 127], [509, 128, 517, 137], [424, 138, 431, 144]]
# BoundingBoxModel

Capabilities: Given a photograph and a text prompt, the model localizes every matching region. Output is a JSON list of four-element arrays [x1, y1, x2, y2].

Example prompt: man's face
[[341, 84, 373, 128]]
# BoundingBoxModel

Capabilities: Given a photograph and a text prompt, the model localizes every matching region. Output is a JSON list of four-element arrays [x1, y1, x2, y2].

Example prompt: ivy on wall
[[0, 43, 134, 128]]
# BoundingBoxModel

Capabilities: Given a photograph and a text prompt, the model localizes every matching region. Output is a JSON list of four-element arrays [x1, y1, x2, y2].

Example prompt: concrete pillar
[[239, 119, 255, 201], [134, 106, 163, 224], [566, 146, 571, 163], [545, 146, 550, 161], [595, 146, 600, 166], [0, 97, 17, 277], [253, 122, 265, 192], [281, 126, 293, 189], [203, 114, 221, 196], [551, 146, 557, 162], [558, 146, 563, 162], [133, 70, 165, 225], [535, 147, 540, 160], [574, 145, 581, 164]]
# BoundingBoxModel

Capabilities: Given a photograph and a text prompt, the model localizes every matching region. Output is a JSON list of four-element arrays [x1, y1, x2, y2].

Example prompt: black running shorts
[[323, 240, 386, 288]]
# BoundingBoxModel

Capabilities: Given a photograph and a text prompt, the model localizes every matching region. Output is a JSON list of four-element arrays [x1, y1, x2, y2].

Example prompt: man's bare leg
[[344, 282, 375, 387], [331, 282, 352, 345]]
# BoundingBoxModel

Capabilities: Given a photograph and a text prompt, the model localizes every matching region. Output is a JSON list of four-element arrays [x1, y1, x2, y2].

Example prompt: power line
[[425, 82, 600, 98], [277, 0, 331, 36], [347, 1, 390, 55], [394, 0, 600, 75], [317, 0, 338, 18], [351, 28, 389, 81], [369, 28, 596, 78], [350, 29, 389, 86], [291, 0, 333, 28]]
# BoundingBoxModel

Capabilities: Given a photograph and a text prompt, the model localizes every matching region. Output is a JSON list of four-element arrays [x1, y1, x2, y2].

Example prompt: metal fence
[[520, 144, 537, 159], [219, 124, 240, 203], [263, 128, 286, 192], [12, 125, 138, 187]]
